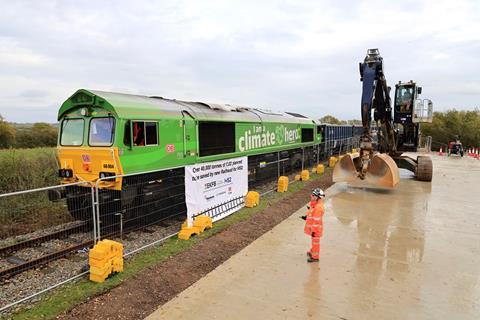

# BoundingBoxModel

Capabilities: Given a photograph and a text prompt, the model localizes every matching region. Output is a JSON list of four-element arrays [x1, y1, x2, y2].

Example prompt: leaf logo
[[275, 125, 284, 144]]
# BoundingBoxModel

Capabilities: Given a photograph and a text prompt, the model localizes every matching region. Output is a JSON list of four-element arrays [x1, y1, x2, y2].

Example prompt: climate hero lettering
[[284, 127, 299, 143], [238, 129, 276, 152]]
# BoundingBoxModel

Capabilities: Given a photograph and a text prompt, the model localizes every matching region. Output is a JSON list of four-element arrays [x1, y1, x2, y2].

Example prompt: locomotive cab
[[57, 90, 123, 190]]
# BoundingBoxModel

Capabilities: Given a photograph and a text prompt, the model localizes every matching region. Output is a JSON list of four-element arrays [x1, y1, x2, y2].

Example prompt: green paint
[[236, 123, 302, 152], [58, 89, 323, 175]]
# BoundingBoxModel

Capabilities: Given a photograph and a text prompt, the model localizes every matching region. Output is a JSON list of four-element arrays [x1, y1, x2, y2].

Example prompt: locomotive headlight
[[99, 172, 116, 181], [80, 108, 89, 116], [59, 169, 73, 178]]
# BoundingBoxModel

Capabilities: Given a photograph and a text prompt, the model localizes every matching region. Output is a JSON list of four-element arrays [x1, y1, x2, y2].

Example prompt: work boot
[[307, 257, 319, 263], [306, 251, 312, 258]]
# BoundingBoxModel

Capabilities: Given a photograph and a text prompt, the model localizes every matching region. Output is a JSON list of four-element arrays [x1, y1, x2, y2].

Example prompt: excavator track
[[416, 156, 433, 181]]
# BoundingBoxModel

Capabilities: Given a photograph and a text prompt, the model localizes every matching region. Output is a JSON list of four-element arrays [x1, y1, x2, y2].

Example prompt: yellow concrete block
[[90, 273, 108, 283], [89, 239, 124, 282], [329, 157, 338, 168], [294, 174, 301, 181], [112, 257, 124, 272], [317, 164, 325, 174], [245, 191, 260, 208], [102, 239, 124, 257], [89, 243, 110, 260], [277, 176, 289, 193], [178, 226, 200, 240], [194, 215, 213, 232], [89, 257, 109, 268], [90, 265, 111, 276], [301, 170, 310, 181]]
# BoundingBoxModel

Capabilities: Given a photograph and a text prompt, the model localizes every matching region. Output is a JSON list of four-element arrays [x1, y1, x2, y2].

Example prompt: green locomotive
[[56, 89, 321, 221]]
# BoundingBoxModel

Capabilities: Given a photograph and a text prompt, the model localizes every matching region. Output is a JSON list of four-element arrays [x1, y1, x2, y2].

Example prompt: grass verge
[[7, 171, 329, 320]]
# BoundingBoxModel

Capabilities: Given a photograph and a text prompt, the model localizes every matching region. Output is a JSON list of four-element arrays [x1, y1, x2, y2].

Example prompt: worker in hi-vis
[[301, 188, 325, 262]]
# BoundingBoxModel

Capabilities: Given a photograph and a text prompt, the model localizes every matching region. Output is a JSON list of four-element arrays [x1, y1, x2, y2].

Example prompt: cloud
[[19, 89, 50, 99]]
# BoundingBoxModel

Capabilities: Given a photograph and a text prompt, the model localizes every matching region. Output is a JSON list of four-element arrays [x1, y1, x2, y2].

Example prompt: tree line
[[0, 114, 57, 149], [421, 109, 480, 149]]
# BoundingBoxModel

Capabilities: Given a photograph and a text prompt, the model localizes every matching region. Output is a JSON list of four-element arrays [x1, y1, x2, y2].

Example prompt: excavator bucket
[[333, 153, 400, 188], [332, 153, 360, 184], [364, 153, 400, 188]]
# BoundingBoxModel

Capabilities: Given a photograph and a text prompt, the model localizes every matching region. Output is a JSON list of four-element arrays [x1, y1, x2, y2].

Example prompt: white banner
[[185, 156, 248, 226]]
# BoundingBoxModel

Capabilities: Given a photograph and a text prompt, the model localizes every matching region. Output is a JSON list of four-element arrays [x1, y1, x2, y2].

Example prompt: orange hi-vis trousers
[[309, 232, 321, 259]]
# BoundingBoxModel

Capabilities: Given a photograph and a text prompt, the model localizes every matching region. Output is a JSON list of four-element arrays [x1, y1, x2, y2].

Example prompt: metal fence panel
[[0, 182, 95, 310]]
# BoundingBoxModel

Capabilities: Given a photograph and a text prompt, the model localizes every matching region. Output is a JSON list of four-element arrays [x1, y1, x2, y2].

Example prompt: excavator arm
[[333, 49, 400, 188]]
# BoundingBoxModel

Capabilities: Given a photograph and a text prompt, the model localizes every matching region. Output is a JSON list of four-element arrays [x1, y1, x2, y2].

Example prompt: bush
[[0, 115, 16, 148], [422, 109, 480, 149], [0, 148, 59, 193], [15, 123, 58, 148]]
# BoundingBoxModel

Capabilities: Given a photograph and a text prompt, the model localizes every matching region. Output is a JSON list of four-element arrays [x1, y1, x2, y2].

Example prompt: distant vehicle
[[448, 138, 464, 157]]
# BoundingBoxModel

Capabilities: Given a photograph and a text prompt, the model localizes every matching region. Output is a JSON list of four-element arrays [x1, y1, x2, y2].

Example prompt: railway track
[[0, 214, 184, 280], [0, 222, 88, 256]]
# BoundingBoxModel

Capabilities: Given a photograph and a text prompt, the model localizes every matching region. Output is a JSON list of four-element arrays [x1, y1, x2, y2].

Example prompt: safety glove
[[300, 215, 307, 220]]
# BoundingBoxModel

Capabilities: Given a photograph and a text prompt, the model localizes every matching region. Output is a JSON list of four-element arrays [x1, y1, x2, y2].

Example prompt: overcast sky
[[1, 0, 479, 123]]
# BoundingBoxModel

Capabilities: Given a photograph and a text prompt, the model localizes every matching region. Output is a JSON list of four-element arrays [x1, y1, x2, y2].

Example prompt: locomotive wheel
[[416, 156, 433, 181]]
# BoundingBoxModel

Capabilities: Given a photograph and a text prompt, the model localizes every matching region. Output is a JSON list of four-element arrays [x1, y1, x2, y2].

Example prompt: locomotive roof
[[58, 89, 315, 125]]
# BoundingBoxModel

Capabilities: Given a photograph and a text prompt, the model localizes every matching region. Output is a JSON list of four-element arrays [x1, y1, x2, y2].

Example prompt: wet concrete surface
[[147, 154, 480, 320]]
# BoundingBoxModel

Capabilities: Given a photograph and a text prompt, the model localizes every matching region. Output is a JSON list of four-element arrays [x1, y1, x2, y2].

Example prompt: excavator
[[333, 49, 433, 188]]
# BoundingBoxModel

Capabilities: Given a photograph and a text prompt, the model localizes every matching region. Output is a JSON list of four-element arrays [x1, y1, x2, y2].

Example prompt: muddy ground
[[58, 173, 332, 320]]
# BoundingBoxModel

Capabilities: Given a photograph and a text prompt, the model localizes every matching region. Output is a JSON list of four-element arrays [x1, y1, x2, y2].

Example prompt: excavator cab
[[394, 81, 433, 151], [394, 82, 418, 123], [393, 81, 432, 124]]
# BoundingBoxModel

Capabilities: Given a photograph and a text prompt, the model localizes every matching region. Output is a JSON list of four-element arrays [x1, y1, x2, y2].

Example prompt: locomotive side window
[[89, 117, 115, 146], [199, 121, 235, 156], [60, 118, 84, 146], [301, 128, 314, 142], [124, 121, 131, 146], [132, 121, 158, 146], [145, 122, 158, 145]]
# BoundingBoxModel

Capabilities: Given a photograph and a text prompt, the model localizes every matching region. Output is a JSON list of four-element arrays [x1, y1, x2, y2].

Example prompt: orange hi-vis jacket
[[304, 199, 325, 236]]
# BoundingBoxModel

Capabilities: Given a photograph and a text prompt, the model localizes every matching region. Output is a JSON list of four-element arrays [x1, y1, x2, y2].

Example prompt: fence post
[[95, 180, 101, 242], [277, 151, 280, 179], [301, 147, 305, 171], [90, 184, 97, 245]]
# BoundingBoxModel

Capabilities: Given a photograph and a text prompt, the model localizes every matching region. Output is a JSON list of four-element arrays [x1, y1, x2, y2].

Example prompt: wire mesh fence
[[0, 139, 360, 313], [95, 168, 187, 243], [0, 182, 95, 279]]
